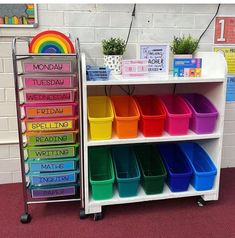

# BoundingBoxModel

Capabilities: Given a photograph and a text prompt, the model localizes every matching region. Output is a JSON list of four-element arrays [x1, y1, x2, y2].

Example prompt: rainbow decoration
[[29, 30, 75, 54]]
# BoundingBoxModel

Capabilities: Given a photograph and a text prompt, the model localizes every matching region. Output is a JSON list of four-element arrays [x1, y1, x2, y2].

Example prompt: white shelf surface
[[89, 185, 217, 207], [85, 74, 225, 86], [87, 130, 221, 146]]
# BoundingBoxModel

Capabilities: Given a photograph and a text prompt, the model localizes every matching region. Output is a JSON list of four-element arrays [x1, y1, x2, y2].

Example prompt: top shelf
[[85, 74, 225, 86]]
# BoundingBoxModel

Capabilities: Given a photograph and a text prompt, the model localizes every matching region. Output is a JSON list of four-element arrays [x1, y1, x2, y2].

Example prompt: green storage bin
[[89, 147, 114, 200], [134, 144, 167, 195]]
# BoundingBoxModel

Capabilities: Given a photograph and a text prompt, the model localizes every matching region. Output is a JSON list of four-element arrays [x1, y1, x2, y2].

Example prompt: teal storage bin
[[178, 142, 217, 191], [112, 146, 140, 197]]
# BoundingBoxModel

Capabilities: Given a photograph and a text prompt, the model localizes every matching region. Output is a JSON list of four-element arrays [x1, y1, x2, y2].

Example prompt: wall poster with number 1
[[139, 44, 169, 74]]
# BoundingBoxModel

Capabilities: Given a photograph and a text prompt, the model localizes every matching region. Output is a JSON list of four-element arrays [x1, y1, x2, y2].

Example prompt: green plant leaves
[[101, 37, 126, 55]]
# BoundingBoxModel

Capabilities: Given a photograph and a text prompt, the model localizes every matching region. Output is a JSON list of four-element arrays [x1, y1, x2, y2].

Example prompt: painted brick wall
[[0, 4, 235, 184]]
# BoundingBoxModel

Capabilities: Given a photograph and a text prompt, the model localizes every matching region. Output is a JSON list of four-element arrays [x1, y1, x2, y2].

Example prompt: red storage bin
[[160, 95, 192, 135], [134, 95, 166, 137]]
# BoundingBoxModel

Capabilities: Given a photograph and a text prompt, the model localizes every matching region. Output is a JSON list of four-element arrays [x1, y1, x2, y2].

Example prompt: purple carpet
[[0, 168, 235, 238]]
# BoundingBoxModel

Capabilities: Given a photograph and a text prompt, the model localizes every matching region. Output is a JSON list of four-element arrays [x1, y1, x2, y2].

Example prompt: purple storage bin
[[181, 94, 218, 134]]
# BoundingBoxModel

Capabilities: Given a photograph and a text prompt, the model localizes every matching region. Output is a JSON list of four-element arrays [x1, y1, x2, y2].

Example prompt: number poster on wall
[[214, 17, 235, 44], [139, 44, 169, 74]]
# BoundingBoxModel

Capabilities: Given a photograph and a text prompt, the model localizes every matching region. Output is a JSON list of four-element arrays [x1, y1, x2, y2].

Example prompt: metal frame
[[12, 37, 83, 223]]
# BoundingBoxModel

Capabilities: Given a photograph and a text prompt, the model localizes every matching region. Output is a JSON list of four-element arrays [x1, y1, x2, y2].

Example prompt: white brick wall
[[0, 3, 235, 184]]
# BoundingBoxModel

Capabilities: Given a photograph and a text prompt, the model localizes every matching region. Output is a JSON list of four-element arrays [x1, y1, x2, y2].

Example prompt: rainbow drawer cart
[[12, 31, 83, 224]]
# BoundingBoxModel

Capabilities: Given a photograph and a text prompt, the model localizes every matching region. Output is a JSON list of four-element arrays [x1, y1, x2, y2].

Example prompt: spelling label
[[26, 120, 74, 131], [28, 146, 75, 159], [31, 186, 75, 198], [25, 91, 73, 103], [30, 160, 75, 172], [31, 173, 76, 185], [23, 76, 73, 89], [23, 62, 72, 73], [28, 133, 75, 145], [26, 105, 74, 118]]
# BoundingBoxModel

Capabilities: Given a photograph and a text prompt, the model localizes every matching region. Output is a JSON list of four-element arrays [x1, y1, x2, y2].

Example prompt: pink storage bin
[[23, 102, 78, 119], [22, 74, 77, 89], [122, 59, 148, 78], [23, 89, 77, 104], [160, 95, 192, 135], [22, 60, 73, 73]]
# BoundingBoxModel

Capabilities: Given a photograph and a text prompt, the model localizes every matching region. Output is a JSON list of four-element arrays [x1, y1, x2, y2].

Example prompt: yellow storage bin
[[88, 96, 114, 140]]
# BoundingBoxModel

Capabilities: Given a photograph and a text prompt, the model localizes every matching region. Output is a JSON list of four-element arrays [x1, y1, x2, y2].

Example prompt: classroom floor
[[0, 168, 235, 238]]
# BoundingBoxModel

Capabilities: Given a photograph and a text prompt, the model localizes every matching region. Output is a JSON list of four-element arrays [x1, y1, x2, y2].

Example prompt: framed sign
[[214, 47, 235, 74], [214, 17, 235, 44], [0, 4, 38, 28], [139, 44, 169, 74]]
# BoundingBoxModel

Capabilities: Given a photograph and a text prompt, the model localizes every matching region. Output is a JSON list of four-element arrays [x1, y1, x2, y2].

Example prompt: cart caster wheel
[[80, 208, 88, 219], [197, 197, 206, 207], [94, 212, 103, 221], [20, 213, 31, 224]]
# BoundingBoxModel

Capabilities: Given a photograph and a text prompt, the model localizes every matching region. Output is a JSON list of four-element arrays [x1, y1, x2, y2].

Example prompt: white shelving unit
[[80, 52, 227, 220]]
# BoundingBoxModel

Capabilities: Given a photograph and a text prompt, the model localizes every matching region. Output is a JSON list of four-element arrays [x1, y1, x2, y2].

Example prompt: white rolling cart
[[79, 52, 227, 220]]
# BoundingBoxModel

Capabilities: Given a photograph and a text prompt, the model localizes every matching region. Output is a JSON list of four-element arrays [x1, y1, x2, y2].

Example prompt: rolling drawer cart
[[79, 52, 227, 221], [12, 37, 84, 223]]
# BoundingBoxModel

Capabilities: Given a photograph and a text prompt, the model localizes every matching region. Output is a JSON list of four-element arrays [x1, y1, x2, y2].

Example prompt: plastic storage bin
[[111, 96, 140, 139], [111, 146, 140, 197], [24, 117, 78, 132], [134, 144, 167, 194], [158, 143, 193, 192], [28, 170, 79, 186], [30, 184, 78, 198], [27, 157, 79, 173], [23, 89, 77, 104], [26, 131, 78, 146], [179, 142, 217, 191], [89, 147, 114, 200], [26, 144, 78, 159], [88, 96, 114, 140], [181, 94, 218, 134], [23, 102, 78, 118], [160, 95, 192, 135], [22, 74, 76, 89], [134, 95, 166, 137], [86, 65, 111, 81]]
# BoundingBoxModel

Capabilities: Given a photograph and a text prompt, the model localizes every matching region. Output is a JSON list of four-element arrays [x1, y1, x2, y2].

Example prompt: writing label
[[28, 147, 75, 159], [23, 62, 72, 73], [25, 91, 73, 103], [26, 105, 73, 118], [26, 120, 73, 131], [32, 186, 75, 198]]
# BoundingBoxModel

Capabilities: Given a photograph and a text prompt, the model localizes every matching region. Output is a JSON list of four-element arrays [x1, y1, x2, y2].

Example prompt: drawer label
[[30, 161, 75, 172], [26, 120, 73, 131], [32, 186, 75, 198], [23, 62, 72, 73], [25, 91, 73, 103], [28, 133, 74, 145], [26, 105, 73, 118], [28, 147, 75, 159]]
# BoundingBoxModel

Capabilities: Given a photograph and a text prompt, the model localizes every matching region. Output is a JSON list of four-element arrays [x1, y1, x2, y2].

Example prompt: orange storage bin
[[111, 96, 140, 139]]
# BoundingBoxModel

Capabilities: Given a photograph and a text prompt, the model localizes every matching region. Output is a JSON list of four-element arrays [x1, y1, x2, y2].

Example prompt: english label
[[23, 62, 72, 73]]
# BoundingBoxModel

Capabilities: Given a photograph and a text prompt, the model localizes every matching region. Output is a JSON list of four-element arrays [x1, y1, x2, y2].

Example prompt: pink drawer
[[22, 60, 74, 73], [22, 75, 77, 89], [23, 89, 77, 104], [23, 103, 78, 119]]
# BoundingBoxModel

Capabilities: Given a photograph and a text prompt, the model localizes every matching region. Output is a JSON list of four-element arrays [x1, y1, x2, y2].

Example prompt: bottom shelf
[[89, 184, 217, 207]]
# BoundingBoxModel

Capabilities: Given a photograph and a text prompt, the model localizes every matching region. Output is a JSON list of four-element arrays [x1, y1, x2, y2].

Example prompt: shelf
[[87, 130, 221, 146], [85, 74, 225, 86], [89, 185, 217, 207]]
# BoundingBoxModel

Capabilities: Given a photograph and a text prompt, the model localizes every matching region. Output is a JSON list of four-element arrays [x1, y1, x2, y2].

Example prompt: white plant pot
[[104, 55, 123, 75]]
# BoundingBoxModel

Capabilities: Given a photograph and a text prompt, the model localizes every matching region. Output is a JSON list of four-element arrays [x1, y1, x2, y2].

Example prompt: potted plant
[[170, 35, 199, 58], [101, 37, 126, 74]]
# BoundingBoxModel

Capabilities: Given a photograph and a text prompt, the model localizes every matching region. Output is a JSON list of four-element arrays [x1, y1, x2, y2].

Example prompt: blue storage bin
[[111, 146, 140, 197], [178, 142, 217, 191], [27, 157, 79, 173], [86, 65, 111, 81], [28, 170, 79, 186], [158, 143, 193, 192]]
